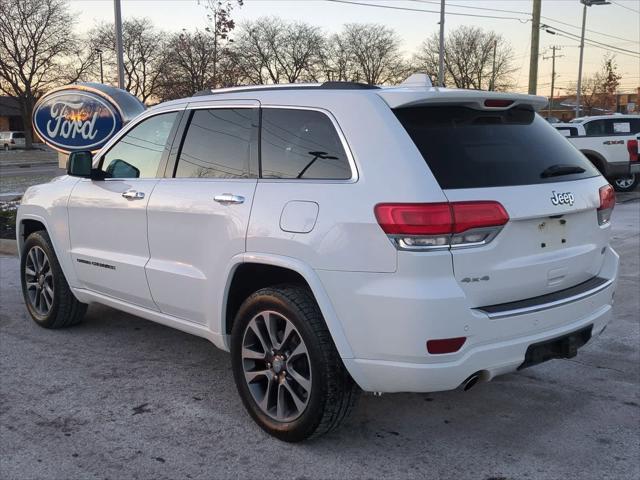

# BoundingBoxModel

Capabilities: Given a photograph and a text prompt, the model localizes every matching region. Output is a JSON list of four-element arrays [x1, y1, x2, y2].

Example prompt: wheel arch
[[220, 253, 354, 359], [581, 149, 608, 176]]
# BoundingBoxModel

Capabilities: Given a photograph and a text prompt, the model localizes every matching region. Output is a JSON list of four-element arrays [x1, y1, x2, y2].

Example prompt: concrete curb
[[0, 239, 18, 256], [0, 161, 59, 168]]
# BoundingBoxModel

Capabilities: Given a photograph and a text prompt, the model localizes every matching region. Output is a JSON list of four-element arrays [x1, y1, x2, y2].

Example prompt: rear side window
[[261, 108, 351, 180], [556, 127, 578, 137], [394, 106, 599, 189], [175, 108, 257, 179]]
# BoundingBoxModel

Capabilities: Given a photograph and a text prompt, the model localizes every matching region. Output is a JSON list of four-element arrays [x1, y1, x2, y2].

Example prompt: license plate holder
[[518, 325, 593, 370]]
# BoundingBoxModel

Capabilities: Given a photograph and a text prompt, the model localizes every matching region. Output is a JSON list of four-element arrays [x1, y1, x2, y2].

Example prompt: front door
[[145, 104, 259, 327], [68, 110, 182, 309]]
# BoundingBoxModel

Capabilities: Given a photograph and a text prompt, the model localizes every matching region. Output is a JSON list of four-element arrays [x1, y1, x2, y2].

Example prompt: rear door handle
[[122, 189, 145, 200], [214, 193, 245, 205]]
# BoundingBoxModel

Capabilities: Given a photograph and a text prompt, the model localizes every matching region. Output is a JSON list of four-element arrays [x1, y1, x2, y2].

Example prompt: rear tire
[[230, 285, 359, 442], [20, 230, 87, 328], [612, 174, 639, 192]]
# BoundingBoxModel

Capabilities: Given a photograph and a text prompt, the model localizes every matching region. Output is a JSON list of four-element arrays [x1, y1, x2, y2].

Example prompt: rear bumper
[[319, 246, 618, 393]]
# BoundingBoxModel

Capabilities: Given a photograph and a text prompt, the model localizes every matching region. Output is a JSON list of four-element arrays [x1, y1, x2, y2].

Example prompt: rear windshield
[[394, 106, 599, 189]]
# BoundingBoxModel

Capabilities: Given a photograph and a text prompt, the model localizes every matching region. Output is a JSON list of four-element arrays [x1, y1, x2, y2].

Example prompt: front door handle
[[214, 193, 245, 205], [122, 189, 145, 200]]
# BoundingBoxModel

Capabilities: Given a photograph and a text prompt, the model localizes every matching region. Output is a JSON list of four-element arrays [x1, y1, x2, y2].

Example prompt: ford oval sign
[[33, 83, 145, 153]]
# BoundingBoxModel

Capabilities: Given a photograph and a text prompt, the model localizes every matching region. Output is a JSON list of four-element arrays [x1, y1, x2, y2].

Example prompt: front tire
[[612, 173, 639, 192], [230, 285, 359, 442], [21, 230, 87, 328]]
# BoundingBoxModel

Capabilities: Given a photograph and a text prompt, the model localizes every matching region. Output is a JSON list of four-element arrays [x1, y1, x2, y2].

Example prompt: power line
[[542, 24, 640, 57], [325, 0, 530, 22], [410, 0, 530, 16], [611, 1, 640, 14], [541, 16, 638, 44]]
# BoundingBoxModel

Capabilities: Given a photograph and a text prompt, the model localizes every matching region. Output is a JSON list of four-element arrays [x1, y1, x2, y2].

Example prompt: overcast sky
[[69, 0, 640, 94]]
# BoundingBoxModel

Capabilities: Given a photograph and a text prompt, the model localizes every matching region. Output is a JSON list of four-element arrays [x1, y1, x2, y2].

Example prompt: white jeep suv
[[17, 79, 619, 441]]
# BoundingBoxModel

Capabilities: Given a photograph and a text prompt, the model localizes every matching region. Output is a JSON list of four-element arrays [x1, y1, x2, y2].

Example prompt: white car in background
[[16, 76, 619, 441], [554, 115, 640, 192], [0, 131, 26, 150]]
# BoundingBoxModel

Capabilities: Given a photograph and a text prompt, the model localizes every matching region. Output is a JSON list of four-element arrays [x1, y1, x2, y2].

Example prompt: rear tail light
[[374, 201, 508, 250], [10, 139, 15, 144], [627, 139, 638, 162], [597, 184, 615, 225]]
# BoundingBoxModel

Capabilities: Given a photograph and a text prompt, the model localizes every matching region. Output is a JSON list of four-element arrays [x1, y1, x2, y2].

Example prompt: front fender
[[218, 252, 355, 359]]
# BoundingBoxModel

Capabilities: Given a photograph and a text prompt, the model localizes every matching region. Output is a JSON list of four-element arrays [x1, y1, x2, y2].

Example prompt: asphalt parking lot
[[0, 201, 638, 480]]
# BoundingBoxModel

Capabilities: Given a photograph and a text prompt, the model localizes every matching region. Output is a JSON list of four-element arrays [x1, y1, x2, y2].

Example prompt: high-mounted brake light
[[484, 99, 514, 108], [374, 201, 509, 250], [627, 139, 638, 163], [597, 185, 615, 226]]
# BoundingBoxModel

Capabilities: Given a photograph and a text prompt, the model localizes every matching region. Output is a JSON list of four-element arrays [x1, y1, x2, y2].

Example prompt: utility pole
[[528, 0, 542, 94], [490, 39, 497, 91], [438, 0, 445, 87], [543, 46, 563, 118], [114, 0, 125, 90], [576, 0, 611, 117]]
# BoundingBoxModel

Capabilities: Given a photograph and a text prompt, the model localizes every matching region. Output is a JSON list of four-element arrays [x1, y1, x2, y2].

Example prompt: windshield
[[393, 105, 600, 189]]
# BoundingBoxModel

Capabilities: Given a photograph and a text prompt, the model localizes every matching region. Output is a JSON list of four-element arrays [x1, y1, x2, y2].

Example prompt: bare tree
[[233, 17, 324, 84], [159, 30, 217, 99], [568, 54, 622, 115], [317, 33, 358, 82], [338, 24, 409, 85], [203, 0, 243, 88], [413, 26, 515, 90], [0, 0, 84, 148], [91, 18, 167, 103]]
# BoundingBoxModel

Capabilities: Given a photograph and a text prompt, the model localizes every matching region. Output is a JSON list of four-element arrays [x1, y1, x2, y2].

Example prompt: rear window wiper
[[540, 164, 586, 178]]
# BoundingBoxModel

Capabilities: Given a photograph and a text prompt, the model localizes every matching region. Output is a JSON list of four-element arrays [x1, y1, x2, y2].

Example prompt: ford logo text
[[33, 90, 122, 152]]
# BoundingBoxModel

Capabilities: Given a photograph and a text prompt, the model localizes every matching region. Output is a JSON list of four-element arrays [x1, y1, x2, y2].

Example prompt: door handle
[[214, 193, 245, 205], [122, 189, 145, 200]]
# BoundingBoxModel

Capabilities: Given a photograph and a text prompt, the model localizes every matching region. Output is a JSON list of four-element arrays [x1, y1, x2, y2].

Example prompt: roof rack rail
[[192, 81, 379, 97], [320, 81, 380, 90]]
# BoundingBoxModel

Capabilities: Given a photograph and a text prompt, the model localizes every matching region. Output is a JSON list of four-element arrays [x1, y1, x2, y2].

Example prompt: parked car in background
[[17, 76, 618, 441], [554, 115, 640, 192], [0, 131, 26, 150]]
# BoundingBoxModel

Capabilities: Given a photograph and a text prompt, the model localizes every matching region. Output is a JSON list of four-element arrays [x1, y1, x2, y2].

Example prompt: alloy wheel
[[24, 246, 54, 316], [614, 174, 636, 190], [241, 310, 312, 422]]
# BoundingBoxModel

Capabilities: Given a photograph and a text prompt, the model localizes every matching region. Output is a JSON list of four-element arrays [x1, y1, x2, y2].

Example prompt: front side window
[[101, 112, 178, 178], [261, 108, 351, 180], [175, 108, 256, 179]]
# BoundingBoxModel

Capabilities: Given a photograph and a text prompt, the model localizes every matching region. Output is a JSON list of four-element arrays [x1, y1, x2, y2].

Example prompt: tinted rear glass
[[394, 106, 599, 189]]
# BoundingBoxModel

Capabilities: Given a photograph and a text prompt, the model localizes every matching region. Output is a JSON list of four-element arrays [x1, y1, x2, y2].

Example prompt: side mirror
[[67, 151, 93, 177]]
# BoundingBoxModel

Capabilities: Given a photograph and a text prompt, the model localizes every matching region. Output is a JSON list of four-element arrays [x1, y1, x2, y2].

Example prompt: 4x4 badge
[[550, 191, 575, 206]]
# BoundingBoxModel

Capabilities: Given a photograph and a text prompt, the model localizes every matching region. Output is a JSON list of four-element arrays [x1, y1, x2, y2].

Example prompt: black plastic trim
[[478, 276, 610, 316]]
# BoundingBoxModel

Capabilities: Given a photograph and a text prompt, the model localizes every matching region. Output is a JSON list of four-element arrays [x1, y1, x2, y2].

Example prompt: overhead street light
[[575, 0, 610, 117]]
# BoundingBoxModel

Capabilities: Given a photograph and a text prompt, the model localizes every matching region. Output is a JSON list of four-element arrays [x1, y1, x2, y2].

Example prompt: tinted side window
[[175, 108, 256, 179], [102, 112, 178, 178], [13, 133, 25, 139], [584, 120, 607, 136], [261, 108, 351, 180], [556, 127, 578, 137], [630, 119, 640, 133]]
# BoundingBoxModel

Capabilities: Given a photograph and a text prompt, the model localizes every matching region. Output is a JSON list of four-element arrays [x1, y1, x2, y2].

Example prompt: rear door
[[145, 102, 259, 325], [394, 104, 610, 307]]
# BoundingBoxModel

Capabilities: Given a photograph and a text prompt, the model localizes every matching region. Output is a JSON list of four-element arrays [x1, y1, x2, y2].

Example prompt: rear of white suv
[[316, 90, 618, 393]]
